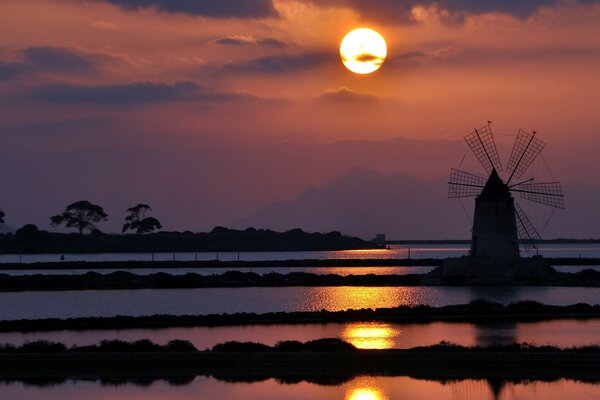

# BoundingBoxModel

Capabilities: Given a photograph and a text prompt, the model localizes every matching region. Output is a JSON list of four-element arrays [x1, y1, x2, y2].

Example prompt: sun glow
[[346, 388, 386, 400], [342, 322, 399, 349], [340, 28, 387, 74]]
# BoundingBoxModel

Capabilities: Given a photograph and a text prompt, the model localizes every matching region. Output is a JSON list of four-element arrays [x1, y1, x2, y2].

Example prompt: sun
[[340, 28, 387, 74]]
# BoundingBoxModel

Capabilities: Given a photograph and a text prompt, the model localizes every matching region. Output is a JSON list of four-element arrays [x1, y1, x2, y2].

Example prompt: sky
[[1, 0, 600, 238]]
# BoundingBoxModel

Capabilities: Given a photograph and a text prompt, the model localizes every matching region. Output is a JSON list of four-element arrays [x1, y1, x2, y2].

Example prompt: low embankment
[[1, 301, 599, 331], [0, 339, 599, 383], [0, 267, 599, 290]]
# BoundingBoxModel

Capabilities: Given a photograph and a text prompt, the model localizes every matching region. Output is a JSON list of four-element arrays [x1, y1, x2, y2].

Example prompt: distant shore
[[0, 258, 440, 269], [0, 227, 380, 254], [1, 301, 599, 331]]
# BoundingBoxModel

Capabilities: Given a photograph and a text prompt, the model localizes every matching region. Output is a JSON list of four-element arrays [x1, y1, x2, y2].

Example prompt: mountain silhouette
[[235, 167, 600, 240]]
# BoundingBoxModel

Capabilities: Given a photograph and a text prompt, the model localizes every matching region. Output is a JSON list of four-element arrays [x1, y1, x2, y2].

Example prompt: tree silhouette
[[122, 203, 162, 234], [0, 209, 4, 224], [51, 201, 108, 234]]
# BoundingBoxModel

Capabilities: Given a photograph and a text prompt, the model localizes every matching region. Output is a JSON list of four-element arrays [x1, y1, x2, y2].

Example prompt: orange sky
[[1, 0, 599, 235]]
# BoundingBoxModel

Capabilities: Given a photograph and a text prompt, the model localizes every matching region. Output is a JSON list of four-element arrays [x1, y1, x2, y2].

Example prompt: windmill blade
[[464, 124, 503, 174], [510, 182, 565, 209], [506, 129, 546, 183], [514, 201, 542, 252], [448, 168, 486, 198]]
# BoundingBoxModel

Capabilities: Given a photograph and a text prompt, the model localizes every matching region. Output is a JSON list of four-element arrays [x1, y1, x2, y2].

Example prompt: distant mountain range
[[235, 167, 600, 240]]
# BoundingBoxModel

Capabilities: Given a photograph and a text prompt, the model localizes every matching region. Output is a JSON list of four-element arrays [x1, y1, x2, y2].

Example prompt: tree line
[[0, 201, 162, 235]]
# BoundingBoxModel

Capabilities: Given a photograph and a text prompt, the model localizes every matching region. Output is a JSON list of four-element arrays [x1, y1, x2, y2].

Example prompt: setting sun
[[340, 28, 387, 74]]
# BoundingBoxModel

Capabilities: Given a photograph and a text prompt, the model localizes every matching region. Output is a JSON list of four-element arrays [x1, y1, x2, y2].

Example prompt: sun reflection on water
[[345, 378, 389, 400], [342, 322, 399, 349], [305, 286, 429, 311]]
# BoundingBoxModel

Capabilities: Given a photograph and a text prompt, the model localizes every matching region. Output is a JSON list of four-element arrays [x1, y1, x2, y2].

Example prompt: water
[[0, 266, 436, 276], [0, 286, 598, 320], [0, 376, 597, 400], [1, 265, 598, 276], [1, 319, 598, 350], [2, 243, 600, 264]]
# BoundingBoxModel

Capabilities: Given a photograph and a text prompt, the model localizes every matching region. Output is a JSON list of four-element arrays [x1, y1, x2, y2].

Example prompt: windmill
[[448, 123, 564, 260]]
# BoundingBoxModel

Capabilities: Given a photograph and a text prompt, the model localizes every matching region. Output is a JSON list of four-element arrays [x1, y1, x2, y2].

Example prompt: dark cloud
[[317, 87, 378, 104], [0, 47, 118, 82], [306, 0, 599, 23], [93, 0, 278, 18], [0, 62, 28, 81], [213, 36, 288, 48], [354, 53, 382, 63], [213, 36, 255, 46], [23, 47, 96, 73], [257, 38, 288, 48], [25, 81, 258, 105], [222, 52, 331, 74]]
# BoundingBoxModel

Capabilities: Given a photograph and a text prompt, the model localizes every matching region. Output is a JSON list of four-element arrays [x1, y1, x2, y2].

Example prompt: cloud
[[0, 47, 125, 82], [316, 87, 378, 104], [257, 38, 288, 48], [222, 52, 331, 74], [24, 81, 258, 105], [93, 0, 278, 18], [305, 0, 600, 23], [0, 62, 28, 81], [213, 36, 255, 46], [23, 47, 97, 74], [213, 36, 288, 48], [354, 53, 383, 64], [91, 21, 120, 31]]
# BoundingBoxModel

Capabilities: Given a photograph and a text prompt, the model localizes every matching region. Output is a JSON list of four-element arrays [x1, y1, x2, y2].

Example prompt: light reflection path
[[342, 322, 399, 349], [0, 375, 598, 399], [0, 286, 599, 320], [345, 377, 390, 400]]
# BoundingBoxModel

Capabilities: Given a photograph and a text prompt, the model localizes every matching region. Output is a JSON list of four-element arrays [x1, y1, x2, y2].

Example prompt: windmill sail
[[506, 129, 546, 183], [514, 202, 542, 252], [511, 182, 565, 209], [448, 169, 486, 198], [464, 124, 503, 174]]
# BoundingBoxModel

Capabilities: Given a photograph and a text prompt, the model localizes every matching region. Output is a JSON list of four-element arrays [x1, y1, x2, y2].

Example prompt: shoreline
[[0, 268, 600, 291], [0, 257, 597, 270], [1, 302, 599, 331], [1, 350, 599, 382]]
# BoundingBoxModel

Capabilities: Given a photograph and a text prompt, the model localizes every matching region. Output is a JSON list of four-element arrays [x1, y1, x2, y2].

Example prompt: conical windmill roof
[[479, 169, 510, 199]]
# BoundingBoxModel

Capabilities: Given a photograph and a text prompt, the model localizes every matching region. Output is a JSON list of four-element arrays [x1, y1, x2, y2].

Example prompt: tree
[[122, 203, 162, 234], [51, 201, 108, 234], [0, 209, 4, 224]]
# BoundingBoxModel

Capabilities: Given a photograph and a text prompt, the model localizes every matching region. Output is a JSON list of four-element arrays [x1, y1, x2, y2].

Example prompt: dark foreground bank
[[0, 340, 599, 383], [1, 268, 600, 291], [1, 301, 599, 331]]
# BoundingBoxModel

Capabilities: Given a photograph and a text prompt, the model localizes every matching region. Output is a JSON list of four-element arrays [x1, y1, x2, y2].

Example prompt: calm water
[[0, 266, 436, 276], [1, 319, 598, 350], [1, 265, 598, 276], [1, 376, 598, 400], [1, 243, 599, 264], [0, 286, 599, 320]]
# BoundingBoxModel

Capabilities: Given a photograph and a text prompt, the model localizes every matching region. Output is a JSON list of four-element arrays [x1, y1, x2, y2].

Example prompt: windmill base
[[439, 257, 554, 281]]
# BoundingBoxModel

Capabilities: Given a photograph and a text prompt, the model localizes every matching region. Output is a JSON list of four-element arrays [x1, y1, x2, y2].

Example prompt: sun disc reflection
[[346, 385, 389, 400], [342, 322, 399, 349]]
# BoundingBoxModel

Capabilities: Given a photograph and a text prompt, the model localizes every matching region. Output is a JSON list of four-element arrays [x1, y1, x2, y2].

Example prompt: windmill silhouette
[[445, 123, 564, 271]]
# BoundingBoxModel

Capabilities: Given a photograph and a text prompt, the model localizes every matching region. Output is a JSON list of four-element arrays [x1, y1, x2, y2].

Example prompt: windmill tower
[[443, 124, 564, 278]]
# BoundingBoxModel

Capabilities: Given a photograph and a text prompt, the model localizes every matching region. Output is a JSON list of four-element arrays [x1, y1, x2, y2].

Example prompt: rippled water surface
[[0, 286, 599, 320]]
